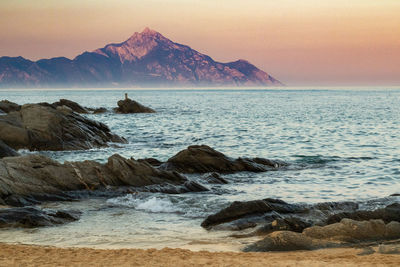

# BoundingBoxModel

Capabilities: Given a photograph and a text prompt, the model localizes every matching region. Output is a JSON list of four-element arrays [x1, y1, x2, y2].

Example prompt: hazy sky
[[1, 0, 399, 85]]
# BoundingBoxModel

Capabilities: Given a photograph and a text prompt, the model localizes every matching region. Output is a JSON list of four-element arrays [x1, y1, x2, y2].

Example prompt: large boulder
[[201, 198, 306, 229], [160, 145, 287, 173], [0, 153, 208, 206], [244, 219, 400, 252], [326, 203, 400, 224], [0, 140, 19, 158], [114, 97, 156, 113], [0, 100, 20, 113], [303, 218, 400, 242], [0, 207, 80, 228], [0, 103, 126, 151]]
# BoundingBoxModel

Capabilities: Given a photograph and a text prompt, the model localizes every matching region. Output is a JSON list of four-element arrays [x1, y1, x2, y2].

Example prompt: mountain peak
[[141, 27, 158, 35]]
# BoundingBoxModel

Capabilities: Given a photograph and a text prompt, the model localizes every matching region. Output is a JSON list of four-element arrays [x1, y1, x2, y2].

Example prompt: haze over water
[[0, 88, 399, 250]]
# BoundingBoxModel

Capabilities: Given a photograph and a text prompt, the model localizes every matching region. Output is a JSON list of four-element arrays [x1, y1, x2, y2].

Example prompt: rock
[[0, 153, 208, 206], [0, 140, 19, 158], [92, 107, 107, 114], [201, 198, 306, 229], [0, 103, 126, 151], [326, 203, 400, 225], [243, 231, 317, 252], [114, 97, 156, 113], [244, 219, 400, 252], [52, 99, 89, 114], [137, 158, 163, 167], [258, 217, 312, 234], [160, 145, 287, 174], [202, 172, 228, 184], [303, 219, 400, 242], [0, 100, 20, 113], [0, 207, 80, 228], [378, 244, 400, 254], [357, 247, 375, 255]]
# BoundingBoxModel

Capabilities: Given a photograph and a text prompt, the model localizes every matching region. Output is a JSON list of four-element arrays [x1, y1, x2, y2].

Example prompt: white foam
[[107, 195, 179, 213]]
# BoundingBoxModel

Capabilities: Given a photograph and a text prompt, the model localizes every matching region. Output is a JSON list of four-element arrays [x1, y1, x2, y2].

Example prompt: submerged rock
[[0, 100, 20, 113], [202, 172, 229, 184], [0, 140, 19, 158], [0, 153, 208, 206], [0, 103, 126, 151], [92, 107, 107, 114], [160, 145, 287, 174], [0, 207, 81, 228], [114, 97, 156, 113]]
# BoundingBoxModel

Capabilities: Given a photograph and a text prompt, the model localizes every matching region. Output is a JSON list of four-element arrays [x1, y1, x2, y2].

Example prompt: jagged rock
[[0, 100, 20, 113], [0, 140, 19, 158], [0, 207, 80, 228], [52, 99, 89, 114], [202, 172, 228, 184], [326, 203, 400, 224], [0, 153, 208, 206], [114, 97, 155, 113], [137, 158, 163, 167], [201, 198, 305, 229], [0, 103, 126, 151], [160, 145, 287, 174]]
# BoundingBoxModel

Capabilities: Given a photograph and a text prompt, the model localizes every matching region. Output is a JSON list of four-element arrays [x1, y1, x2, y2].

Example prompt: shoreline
[[0, 243, 399, 266]]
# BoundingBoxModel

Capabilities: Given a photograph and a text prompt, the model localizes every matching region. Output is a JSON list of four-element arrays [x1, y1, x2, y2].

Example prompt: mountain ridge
[[0, 28, 282, 88]]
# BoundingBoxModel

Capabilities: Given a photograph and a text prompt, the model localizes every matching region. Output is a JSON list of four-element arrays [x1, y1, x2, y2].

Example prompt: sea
[[0, 88, 399, 251]]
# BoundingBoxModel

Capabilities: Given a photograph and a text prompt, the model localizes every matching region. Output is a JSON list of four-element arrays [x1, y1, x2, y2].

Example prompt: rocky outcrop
[[0, 140, 19, 158], [202, 173, 228, 184], [160, 145, 287, 174], [0, 100, 20, 113], [0, 153, 208, 206], [114, 97, 156, 113], [0, 207, 81, 228], [244, 219, 400, 252], [0, 103, 126, 151]]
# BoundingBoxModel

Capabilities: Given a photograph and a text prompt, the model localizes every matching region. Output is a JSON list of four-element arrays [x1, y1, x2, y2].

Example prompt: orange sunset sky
[[1, 0, 399, 86]]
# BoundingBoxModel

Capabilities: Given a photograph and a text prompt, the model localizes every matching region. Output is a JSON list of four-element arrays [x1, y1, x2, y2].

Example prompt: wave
[[106, 195, 180, 213]]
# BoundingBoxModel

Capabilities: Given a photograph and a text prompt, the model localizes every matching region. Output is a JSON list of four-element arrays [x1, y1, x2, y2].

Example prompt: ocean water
[[0, 88, 399, 250]]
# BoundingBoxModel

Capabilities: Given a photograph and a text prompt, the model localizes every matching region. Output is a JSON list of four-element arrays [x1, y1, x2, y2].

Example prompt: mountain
[[0, 28, 282, 88]]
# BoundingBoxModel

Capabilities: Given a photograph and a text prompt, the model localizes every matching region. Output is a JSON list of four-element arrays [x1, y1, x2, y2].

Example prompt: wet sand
[[0, 243, 399, 267]]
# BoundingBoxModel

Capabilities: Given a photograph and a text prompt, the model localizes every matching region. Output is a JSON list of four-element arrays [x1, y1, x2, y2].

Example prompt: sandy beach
[[0, 243, 398, 267]]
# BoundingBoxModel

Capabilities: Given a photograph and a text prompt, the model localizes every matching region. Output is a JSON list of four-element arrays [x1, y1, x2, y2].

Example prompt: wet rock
[[0, 100, 20, 113], [378, 244, 400, 254], [202, 172, 228, 184], [326, 203, 400, 225], [0, 207, 81, 228], [390, 193, 400, 197], [258, 217, 312, 234], [92, 107, 107, 114], [243, 231, 317, 252], [0, 103, 126, 151], [0, 140, 19, 158], [161, 145, 287, 174], [52, 99, 89, 114], [0, 153, 207, 206], [201, 198, 306, 229], [303, 219, 400, 242], [143, 180, 209, 194], [137, 158, 163, 167], [114, 97, 156, 113]]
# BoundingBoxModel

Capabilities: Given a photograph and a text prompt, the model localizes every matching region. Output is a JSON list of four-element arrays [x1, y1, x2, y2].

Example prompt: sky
[[0, 0, 399, 86]]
